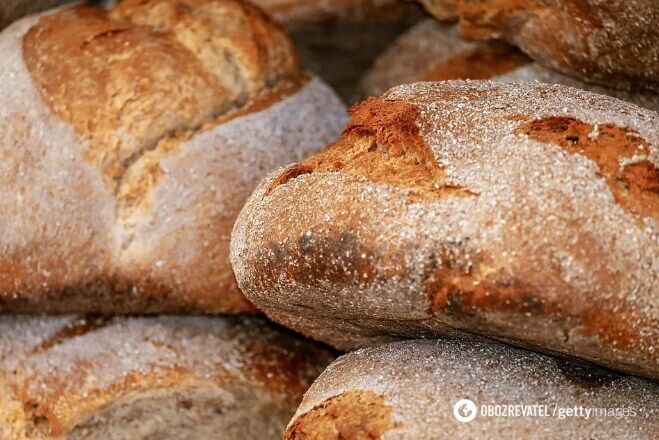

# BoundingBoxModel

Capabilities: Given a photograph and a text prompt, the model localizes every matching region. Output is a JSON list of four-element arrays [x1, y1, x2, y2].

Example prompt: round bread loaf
[[0, 315, 335, 439], [0, 0, 347, 313], [285, 340, 659, 439], [252, 0, 422, 102], [356, 19, 659, 112], [417, 0, 659, 93], [231, 80, 659, 379]]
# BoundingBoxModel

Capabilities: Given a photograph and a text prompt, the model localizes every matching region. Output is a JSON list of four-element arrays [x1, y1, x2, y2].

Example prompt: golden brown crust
[[518, 117, 658, 221], [423, 42, 528, 81], [358, 19, 659, 111], [23, 2, 301, 192], [0, 1, 346, 313], [284, 391, 396, 440], [289, 340, 659, 439], [0, 315, 335, 438], [231, 81, 659, 379], [272, 98, 473, 201], [421, 0, 659, 92]]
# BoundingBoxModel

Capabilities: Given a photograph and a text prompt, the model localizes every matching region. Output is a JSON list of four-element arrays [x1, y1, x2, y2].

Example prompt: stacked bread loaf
[[0, 0, 345, 437], [1, 0, 658, 438]]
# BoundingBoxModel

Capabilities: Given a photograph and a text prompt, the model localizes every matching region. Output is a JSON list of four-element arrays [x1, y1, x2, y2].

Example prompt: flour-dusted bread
[[252, 0, 422, 101], [0, 0, 346, 314], [285, 340, 659, 439], [356, 19, 528, 99], [418, 0, 659, 92], [356, 19, 659, 112], [231, 81, 659, 379], [0, 315, 335, 439], [492, 64, 659, 113]]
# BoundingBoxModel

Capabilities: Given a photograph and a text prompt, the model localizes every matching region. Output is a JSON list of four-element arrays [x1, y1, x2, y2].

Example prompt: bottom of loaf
[[0, 315, 335, 439]]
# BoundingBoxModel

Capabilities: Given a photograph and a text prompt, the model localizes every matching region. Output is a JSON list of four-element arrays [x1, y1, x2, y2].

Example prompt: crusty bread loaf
[[356, 19, 529, 99], [0, 0, 347, 314], [285, 340, 659, 439], [356, 19, 659, 112], [231, 81, 659, 379], [0, 315, 335, 439], [418, 0, 659, 92], [252, 0, 422, 101]]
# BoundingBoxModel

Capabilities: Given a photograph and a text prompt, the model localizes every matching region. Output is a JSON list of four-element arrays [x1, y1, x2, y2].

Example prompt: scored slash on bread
[[0, 315, 335, 439], [231, 80, 659, 379], [284, 340, 659, 439], [0, 0, 347, 313]]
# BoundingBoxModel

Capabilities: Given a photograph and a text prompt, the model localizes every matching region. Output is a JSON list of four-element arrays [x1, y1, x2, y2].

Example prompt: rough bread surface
[[286, 340, 659, 439], [356, 19, 528, 99], [0, 315, 335, 439], [357, 19, 658, 112], [419, 0, 659, 92], [493, 64, 659, 113], [231, 80, 659, 379], [0, 0, 347, 313]]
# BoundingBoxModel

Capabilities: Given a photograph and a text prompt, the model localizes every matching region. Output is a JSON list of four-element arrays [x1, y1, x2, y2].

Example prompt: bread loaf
[[418, 0, 659, 92], [231, 81, 659, 379], [0, 0, 346, 313], [253, 0, 422, 101], [0, 315, 335, 439], [356, 19, 659, 112], [285, 340, 659, 439]]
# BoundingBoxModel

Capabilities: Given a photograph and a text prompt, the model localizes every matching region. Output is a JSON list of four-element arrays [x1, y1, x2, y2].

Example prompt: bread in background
[[356, 19, 659, 112], [417, 0, 659, 92], [0, 0, 347, 314], [0, 315, 335, 439]]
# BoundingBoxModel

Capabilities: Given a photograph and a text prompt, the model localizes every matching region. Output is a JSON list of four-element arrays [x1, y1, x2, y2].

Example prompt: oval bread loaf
[[0, 315, 335, 439], [285, 340, 659, 439], [231, 80, 659, 379], [417, 0, 659, 92], [356, 19, 659, 112], [0, 0, 347, 313]]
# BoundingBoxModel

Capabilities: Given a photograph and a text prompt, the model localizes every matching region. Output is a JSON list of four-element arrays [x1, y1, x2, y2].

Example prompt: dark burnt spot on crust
[[518, 116, 658, 220], [269, 97, 475, 200], [284, 390, 397, 440], [425, 251, 641, 351], [261, 231, 377, 288]]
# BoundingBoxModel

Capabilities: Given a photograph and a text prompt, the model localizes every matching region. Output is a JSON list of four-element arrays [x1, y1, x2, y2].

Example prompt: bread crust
[[0, 315, 335, 438], [286, 340, 659, 439], [419, 0, 659, 92], [357, 19, 659, 112], [0, 1, 347, 313], [231, 81, 659, 379]]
